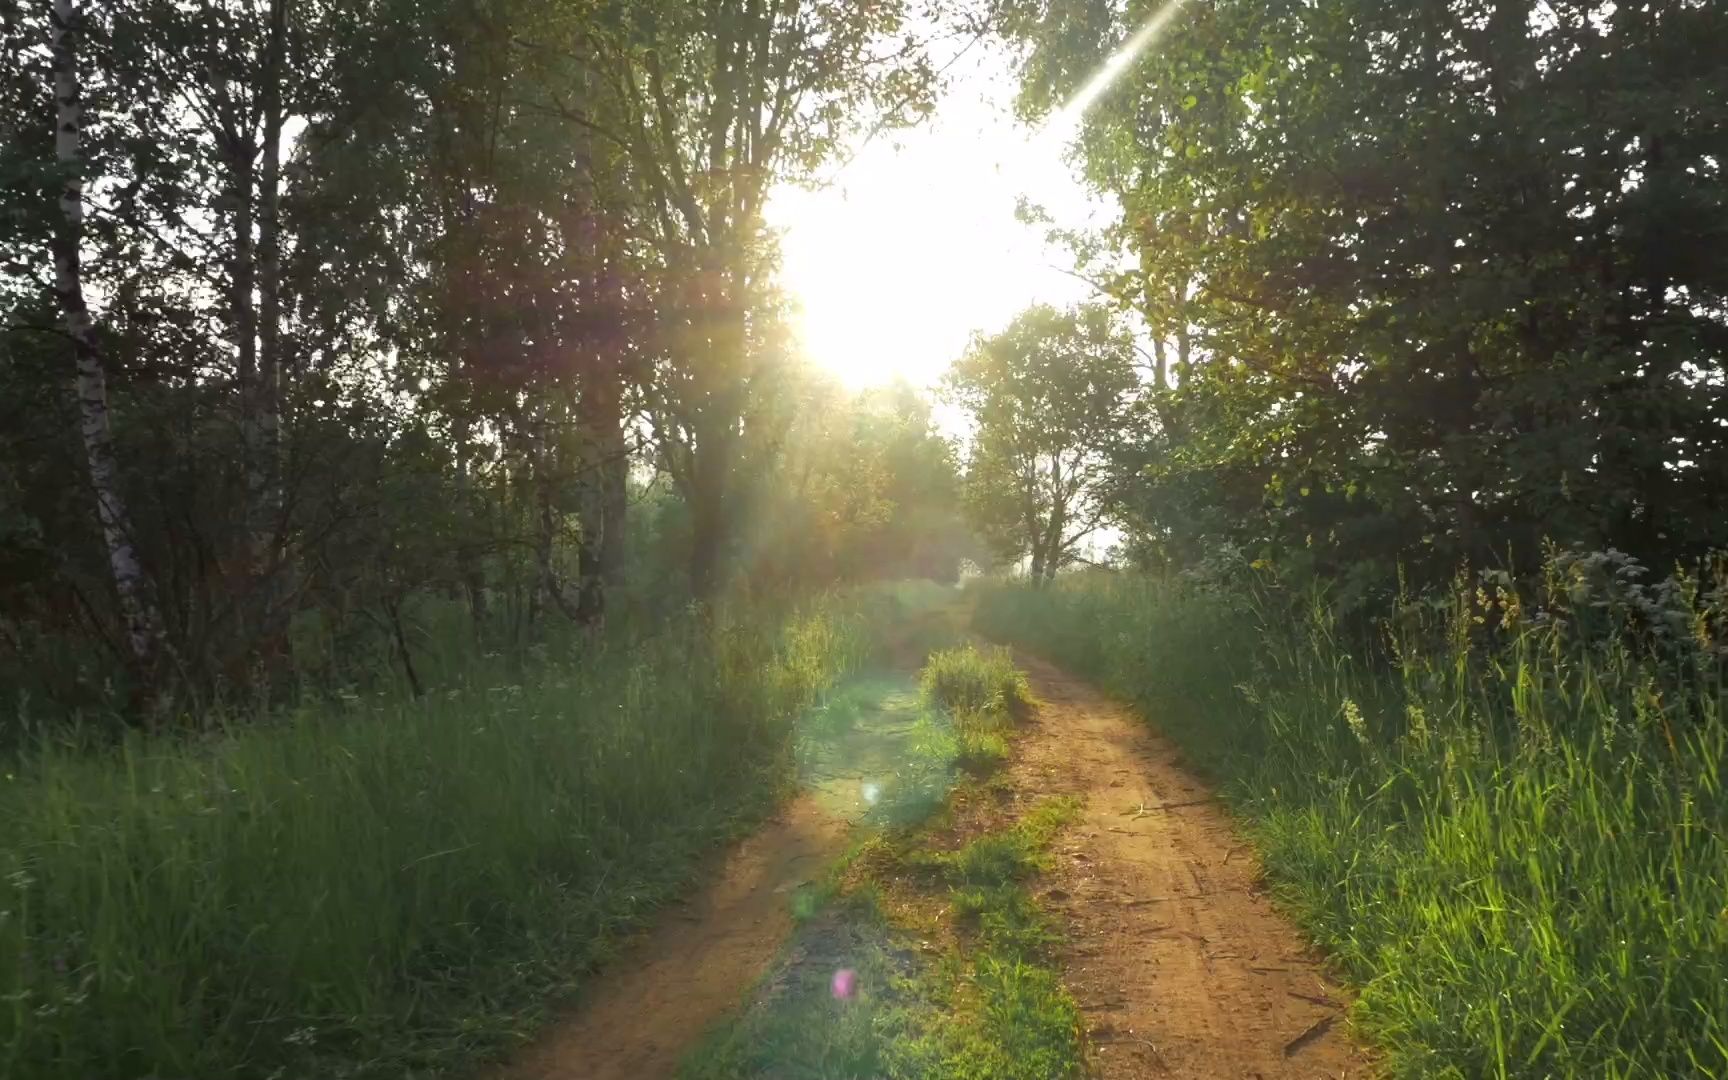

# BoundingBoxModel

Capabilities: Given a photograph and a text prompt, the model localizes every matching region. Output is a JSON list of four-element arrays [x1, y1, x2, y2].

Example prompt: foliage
[[0, 0, 969, 720], [976, 563, 1728, 1078], [1001, 0, 1728, 593], [737, 374, 980, 591], [0, 597, 877, 1080], [945, 303, 1138, 582]]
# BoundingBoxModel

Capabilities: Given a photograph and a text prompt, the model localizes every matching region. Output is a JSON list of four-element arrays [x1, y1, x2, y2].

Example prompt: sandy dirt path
[[1010, 652, 1368, 1079], [494, 634, 1368, 1080], [492, 794, 848, 1080]]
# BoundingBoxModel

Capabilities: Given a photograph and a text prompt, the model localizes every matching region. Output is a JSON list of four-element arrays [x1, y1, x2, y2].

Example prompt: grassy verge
[[679, 645, 1085, 1080], [975, 570, 1728, 1079], [0, 597, 879, 1080]]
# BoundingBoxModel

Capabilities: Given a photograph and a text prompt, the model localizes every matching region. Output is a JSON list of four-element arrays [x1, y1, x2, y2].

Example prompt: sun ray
[[1037, 0, 1190, 148]]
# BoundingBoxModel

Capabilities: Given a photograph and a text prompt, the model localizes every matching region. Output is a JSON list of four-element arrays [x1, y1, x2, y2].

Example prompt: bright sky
[[765, 39, 1113, 391]]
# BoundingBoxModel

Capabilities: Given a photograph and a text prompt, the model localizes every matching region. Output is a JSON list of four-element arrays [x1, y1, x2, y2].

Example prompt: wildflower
[[831, 968, 857, 1000], [1497, 587, 1522, 629], [1405, 703, 1430, 748], [1341, 698, 1369, 746]]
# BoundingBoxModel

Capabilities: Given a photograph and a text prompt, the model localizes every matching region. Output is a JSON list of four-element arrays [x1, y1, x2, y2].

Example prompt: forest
[[0, 0, 1724, 1078]]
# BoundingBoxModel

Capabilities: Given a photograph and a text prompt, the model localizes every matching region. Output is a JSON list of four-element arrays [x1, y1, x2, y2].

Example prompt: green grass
[[678, 889, 930, 1080], [920, 644, 1033, 720], [679, 638, 1082, 1080], [975, 570, 1728, 1079], [916, 644, 1032, 778], [679, 802, 1087, 1080], [890, 798, 1085, 1080], [0, 597, 879, 1080]]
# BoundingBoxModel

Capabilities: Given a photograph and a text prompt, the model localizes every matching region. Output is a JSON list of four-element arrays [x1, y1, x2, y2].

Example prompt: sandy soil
[[1009, 652, 1369, 1079], [491, 794, 849, 1080]]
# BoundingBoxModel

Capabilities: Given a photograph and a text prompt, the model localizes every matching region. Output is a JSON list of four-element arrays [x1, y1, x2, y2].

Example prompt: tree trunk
[[568, 84, 627, 625], [1042, 455, 1069, 585], [244, 0, 289, 666], [220, 86, 263, 661], [687, 270, 744, 601], [575, 367, 626, 627], [254, 0, 287, 588], [575, 484, 605, 625], [452, 417, 488, 632], [532, 404, 580, 620], [228, 144, 259, 487], [384, 595, 423, 698], [1042, 511, 1066, 585], [598, 419, 628, 592], [49, 0, 167, 700], [689, 436, 728, 600]]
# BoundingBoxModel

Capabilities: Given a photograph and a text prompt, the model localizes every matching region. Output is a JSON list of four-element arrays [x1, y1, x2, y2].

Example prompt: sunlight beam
[[1038, 0, 1189, 147]]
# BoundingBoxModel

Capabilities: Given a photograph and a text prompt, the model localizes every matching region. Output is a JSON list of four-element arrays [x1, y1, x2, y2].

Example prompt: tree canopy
[[1000, 0, 1728, 601], [0, 0, 976, 721], [946, 303, 1138, 582]]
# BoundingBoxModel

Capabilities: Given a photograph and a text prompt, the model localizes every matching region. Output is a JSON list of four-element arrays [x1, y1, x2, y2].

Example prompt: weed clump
[[920, 644, 1033, 721]]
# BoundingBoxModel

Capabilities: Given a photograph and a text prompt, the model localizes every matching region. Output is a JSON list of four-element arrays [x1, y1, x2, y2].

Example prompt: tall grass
[[0, 597, 876, 1080], [919, 644, 1033, 775], [976, 568, 1728, 1079], [919, 644, 1033, 720]]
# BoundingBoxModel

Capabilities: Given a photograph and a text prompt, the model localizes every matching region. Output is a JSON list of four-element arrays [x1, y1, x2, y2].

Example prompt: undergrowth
[[896, 798, 1084, 1080], [0, 596, 879, 1080], [975, 565, 1728, 1079]]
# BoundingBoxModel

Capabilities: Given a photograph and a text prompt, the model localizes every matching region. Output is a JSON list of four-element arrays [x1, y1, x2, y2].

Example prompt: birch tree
[[48, 0, 167, 694]]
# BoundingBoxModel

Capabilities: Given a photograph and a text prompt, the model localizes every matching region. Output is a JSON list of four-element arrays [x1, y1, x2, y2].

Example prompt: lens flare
[[1038, 0, 1190, 147]]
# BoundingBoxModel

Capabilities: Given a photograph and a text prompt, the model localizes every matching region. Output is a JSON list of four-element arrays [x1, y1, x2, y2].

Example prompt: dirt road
[[493, 794, 849, 1080], [1011, 652, 1366, 1079], [493, 649, 1366, 1079]]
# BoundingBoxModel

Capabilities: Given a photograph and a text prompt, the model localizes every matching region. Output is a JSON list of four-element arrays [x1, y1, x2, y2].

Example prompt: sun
[[766, 47, 1103, 391]]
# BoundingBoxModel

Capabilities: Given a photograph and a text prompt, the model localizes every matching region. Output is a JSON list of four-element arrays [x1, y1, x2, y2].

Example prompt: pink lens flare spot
[[831, 968, 857, 1000]]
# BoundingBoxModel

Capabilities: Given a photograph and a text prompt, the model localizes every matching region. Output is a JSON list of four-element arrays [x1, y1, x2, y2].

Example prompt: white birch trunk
[[50, 0, 165, 681]]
